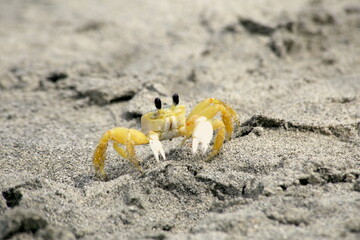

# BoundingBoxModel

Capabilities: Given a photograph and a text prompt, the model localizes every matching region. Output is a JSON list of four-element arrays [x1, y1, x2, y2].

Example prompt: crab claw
[[192, 116, 213, 155], [149, 133, 166, 162]]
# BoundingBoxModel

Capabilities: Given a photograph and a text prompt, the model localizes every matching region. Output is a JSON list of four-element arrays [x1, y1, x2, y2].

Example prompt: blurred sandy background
[[1, 0, 360, 239]]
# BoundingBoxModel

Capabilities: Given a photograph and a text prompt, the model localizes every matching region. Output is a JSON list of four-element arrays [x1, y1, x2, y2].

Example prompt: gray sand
[[1, 0, 360, 239]]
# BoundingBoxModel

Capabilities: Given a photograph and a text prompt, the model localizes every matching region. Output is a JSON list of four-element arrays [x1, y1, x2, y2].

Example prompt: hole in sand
[[2, 188, 23, 208], [46, 72, 68, 83], [299, 178, 309, 186]]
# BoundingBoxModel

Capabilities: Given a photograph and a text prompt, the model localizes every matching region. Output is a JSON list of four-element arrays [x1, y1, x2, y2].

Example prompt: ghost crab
[[93, 93, 239, 178]]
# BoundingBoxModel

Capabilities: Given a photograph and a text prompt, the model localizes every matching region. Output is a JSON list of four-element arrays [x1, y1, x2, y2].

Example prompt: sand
[[0, 0, 360, 239]]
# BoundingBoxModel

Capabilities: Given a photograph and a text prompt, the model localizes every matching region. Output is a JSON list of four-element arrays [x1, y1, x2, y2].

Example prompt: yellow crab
[[93, 93, 239, 178]]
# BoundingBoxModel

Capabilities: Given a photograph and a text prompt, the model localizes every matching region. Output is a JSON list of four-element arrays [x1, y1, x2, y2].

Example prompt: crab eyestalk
[[154, 97, 162, 109], [172, 93, 179, 105], [170, 93, 179, 111], [154, 97, 163, 117]]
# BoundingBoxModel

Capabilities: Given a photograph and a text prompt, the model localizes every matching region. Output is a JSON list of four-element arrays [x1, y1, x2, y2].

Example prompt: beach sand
[[1, 0, 360, 239]]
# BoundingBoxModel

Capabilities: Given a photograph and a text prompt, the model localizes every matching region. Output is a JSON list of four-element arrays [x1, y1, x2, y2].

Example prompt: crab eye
[[172, 93, 179, 105], [154, 98, 162, 109]]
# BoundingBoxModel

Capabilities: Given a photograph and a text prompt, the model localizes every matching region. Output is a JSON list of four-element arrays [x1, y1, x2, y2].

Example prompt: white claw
[[149, 133, 166, 162], [192, 117, 213, 155], [192, 138, 200, 155]]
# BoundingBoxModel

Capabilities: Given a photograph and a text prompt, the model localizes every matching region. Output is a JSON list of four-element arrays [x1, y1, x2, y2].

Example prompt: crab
[[93, 93, 239, 178]]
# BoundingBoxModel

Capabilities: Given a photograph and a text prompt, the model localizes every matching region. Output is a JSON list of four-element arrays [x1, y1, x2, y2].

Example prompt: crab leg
[[206, 119, 226, 161], [186, 98, 239, 140], [93, 127, 149, 178], [195, 101, 238, 140], [185, 98, 238, 160]]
